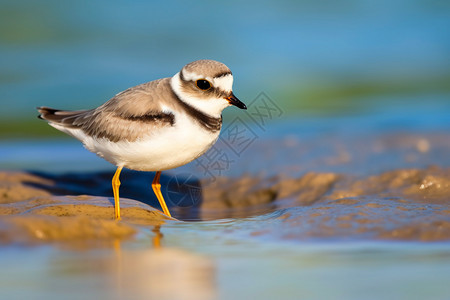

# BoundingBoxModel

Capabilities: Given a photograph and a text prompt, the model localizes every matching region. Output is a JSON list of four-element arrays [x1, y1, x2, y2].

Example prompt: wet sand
[[1, 165, 449, 243]]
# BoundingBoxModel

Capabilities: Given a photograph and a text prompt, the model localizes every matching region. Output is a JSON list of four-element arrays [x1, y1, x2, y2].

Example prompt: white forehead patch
[[213, 74, 233, 93], [181, 69, 202, 82]]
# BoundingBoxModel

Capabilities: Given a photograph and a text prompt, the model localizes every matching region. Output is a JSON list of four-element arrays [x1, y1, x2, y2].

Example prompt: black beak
[[226, 93, 247, 110]]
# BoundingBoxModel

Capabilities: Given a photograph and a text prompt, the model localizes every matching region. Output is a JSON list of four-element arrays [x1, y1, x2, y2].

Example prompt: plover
[[37, 59, 247, 220]]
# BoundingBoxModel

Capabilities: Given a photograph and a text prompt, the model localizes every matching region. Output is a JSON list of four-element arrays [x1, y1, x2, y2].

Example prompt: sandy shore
[[0, 165, 449, 243]]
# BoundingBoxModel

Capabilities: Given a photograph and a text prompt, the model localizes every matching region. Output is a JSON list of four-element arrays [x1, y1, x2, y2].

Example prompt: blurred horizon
[[1, 0, 449, 139]]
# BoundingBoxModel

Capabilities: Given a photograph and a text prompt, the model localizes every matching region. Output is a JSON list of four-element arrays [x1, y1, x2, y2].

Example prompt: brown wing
[[37, 78, 175, 142]]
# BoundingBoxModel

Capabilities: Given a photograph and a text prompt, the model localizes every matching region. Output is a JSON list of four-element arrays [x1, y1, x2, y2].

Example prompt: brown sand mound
[[0, 172, 169, 244], [0, 167, 449, 242]]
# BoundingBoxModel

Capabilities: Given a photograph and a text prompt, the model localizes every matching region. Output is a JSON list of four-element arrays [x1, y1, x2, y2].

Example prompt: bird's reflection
[[49, 224, 215, 300], [151, 225, 163, 248], [108, 225, 216, 300]]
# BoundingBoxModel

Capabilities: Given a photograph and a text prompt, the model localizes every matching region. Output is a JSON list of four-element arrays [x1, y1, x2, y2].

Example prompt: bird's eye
[[196, 79, 211, 90]]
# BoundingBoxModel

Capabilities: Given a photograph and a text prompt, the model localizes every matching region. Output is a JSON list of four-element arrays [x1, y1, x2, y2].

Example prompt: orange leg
[[112, 166, 123, 220], [152, 171, 172, 217]]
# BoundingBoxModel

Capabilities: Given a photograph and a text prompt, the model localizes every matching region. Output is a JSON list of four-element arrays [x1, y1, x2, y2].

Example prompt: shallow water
[[1, 227, 450, 300]]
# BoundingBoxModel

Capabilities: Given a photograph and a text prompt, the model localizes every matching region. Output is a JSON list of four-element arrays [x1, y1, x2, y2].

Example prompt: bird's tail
[[37, 106, 91, 128]]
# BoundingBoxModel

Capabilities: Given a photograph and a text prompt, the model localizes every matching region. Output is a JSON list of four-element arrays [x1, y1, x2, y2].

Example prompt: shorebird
[[37, 59, 247, 220]]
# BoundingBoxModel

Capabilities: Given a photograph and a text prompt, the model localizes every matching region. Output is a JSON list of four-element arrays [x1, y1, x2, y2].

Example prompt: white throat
[[170, 72, 231, 118]]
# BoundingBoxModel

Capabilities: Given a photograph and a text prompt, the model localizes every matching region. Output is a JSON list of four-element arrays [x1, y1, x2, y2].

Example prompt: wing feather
[[37, 78, 175, 142]]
